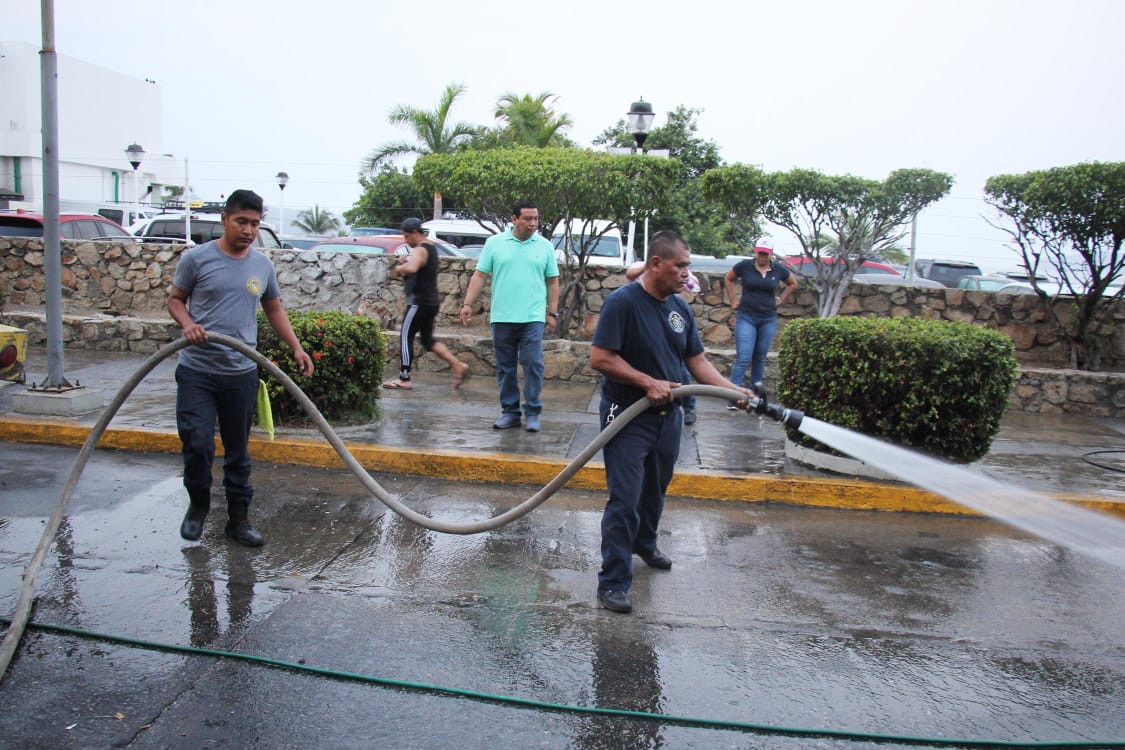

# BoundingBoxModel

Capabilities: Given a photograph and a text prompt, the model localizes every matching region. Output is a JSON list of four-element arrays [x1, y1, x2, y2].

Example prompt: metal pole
[[184, 158, 191, 242], [907, 214, 918, 287], [40, 0, 68, 388]]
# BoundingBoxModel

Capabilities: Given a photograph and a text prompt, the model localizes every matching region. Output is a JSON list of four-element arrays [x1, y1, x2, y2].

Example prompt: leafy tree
[[984, 162, 1125, 370], [292, 205, 341, 235], [594, 105, 752, 256], [703, 167, 952, 317], [360, 82, 480, 173], [489, 91, 574, 147], [413, 147, 679, 336], [344, 165, 431, 228]]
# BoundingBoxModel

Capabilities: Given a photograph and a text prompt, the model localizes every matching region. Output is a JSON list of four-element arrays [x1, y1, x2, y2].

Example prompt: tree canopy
[[594, 105, 750, 255], [984, 161, 1125, 369], [360, 82, 480, 174], [292, 205, 341, 235], [344, 165, 431, 229], [703, 166, 952, 317], [488, 91, 574, 148], [413, 147, 679, 335]]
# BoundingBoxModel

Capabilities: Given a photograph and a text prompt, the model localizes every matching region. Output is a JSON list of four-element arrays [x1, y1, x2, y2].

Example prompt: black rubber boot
[[179, 489, 211, 541], [224, 499, 264, 547]]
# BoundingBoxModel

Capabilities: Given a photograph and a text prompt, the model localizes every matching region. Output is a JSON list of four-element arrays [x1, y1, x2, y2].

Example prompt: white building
[[0, 40, 181, 221]]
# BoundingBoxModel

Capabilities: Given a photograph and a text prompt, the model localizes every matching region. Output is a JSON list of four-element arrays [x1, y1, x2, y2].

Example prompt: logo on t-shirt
[[667, 311, 686, 333], [246, 276, 264, 297]]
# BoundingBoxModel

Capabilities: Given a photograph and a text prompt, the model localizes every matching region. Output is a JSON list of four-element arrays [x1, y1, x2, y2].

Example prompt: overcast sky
[[8, 0, 1124, 273]]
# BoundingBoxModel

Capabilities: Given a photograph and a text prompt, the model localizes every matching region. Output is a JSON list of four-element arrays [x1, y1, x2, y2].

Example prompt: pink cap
[[754, 237, 774, 255]]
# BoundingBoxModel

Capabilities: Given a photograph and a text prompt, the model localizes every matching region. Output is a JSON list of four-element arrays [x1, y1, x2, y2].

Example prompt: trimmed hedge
[[776, 317, 1018, 462], [256, 310, 386, 425]]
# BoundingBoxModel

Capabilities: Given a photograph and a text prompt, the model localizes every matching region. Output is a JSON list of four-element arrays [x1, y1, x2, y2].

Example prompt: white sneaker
[[726, 404, 740, 411]]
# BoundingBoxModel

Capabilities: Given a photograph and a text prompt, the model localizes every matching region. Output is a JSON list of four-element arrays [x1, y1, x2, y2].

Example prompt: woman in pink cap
[[723, 238, 797, 401]]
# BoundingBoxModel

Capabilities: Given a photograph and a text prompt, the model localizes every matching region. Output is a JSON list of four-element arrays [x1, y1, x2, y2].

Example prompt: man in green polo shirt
[[459, 200, 560, 432]]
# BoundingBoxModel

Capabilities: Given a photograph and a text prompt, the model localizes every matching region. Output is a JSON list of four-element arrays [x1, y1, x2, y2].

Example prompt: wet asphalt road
[[1, 443, 1123, 749]]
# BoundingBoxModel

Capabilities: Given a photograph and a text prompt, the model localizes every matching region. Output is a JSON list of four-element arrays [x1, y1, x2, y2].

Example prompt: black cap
[[400, 217, 424, 233]]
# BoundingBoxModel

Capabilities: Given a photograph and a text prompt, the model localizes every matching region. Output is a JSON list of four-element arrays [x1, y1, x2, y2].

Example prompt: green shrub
[[775, 317, 1018, 462], [256, 310, 386, 425]]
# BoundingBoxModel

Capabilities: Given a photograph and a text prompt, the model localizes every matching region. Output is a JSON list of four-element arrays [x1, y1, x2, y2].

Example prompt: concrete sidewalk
[[1, 345, 1123, 515]]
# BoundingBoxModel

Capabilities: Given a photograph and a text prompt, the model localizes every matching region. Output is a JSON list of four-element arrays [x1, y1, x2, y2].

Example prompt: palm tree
[[292, 205, 341, 235], [362, 82, 479, 174], [493, 91, 573, 147]]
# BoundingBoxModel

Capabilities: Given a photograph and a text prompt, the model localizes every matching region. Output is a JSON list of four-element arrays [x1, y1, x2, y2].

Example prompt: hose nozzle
[[749, 382, 804, 430]]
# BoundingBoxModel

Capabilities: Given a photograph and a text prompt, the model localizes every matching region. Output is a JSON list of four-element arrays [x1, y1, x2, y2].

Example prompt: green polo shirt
[[477, 229, 560, 323]]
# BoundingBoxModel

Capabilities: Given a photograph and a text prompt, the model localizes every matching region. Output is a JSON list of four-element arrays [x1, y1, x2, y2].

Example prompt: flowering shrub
[[256, 310, 386, 425]]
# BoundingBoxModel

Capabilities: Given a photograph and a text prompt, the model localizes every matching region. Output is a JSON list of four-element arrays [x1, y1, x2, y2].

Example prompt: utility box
[[0, 324, 28, 383]]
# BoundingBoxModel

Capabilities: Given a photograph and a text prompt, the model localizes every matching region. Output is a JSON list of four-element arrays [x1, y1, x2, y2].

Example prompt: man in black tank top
[[383, 217, 470, 390]]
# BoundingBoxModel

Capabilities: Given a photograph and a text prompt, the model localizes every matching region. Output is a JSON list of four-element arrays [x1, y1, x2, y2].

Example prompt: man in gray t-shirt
[[168, 190, 313, 547]]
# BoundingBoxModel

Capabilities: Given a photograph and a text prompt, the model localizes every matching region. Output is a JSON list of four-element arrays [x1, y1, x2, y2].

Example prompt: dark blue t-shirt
[[592, 282, 704, 406], [732, 259, 791, 316]]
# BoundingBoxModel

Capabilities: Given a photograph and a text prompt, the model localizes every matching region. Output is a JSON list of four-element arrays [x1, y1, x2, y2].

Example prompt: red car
[[307, 235, 464, 256], [0, 210, 135, 241], [780, 255, 901, 278]]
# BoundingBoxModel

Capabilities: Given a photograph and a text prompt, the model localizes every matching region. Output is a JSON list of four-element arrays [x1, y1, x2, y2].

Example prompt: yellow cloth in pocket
[[257, 379, 275, 441]]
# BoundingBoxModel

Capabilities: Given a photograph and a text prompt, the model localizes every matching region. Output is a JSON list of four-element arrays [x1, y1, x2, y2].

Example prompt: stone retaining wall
[[3, 237, 1123, 415], [3, 237, 1122, 369], [3, 309, 1122, 417]]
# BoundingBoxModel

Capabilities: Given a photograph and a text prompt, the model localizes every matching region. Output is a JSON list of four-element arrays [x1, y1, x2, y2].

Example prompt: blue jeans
[[730, 311, 778, 388], [175, 364, 258, 503], [491, 322, 545, 417]]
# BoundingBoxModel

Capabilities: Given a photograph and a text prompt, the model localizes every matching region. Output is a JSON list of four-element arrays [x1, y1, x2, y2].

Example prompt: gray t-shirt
[[172, 241, 281, 374]]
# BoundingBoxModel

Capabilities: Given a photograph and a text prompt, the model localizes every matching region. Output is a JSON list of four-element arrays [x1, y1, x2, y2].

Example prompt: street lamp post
[[276, 171, 289, 234], [124, 143, 145, 224], [626, 98, 655, 260]]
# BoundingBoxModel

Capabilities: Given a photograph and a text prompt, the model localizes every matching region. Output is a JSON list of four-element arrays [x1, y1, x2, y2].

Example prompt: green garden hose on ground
[[3, 617, 1120, 749]]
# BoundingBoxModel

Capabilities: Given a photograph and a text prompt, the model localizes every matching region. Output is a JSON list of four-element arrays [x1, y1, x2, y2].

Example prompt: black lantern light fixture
[[276, 171, 289, 233], [627, 98, 655, 152]]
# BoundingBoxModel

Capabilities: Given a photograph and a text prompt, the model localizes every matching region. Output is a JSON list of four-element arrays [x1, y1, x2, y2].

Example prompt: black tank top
[[404, 242, 440, 306]]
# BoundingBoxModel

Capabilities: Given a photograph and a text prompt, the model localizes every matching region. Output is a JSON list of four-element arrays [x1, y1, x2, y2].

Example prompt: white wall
[[0, 40, 177, 209]]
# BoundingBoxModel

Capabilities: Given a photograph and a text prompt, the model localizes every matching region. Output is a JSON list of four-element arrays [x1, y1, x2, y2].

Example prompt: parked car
[[954, 274, 1019, 292], [347, 226, 399, 237], [308, 235, 464, 257], [458, 244, 485, 258], [687, 254, 741, 274], [995, 282, 1037, 295], [280, 235, 327, 250], [781, 256, 902, 278], [913, 259, 983, 287], [0, 210, 134, 241], [851, 273, 945, 288], [131, 213, 283, 248]]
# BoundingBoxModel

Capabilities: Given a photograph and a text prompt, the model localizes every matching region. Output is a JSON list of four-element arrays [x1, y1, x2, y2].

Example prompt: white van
[[422, 216, 504, 248], [551, 218, 634, 268]]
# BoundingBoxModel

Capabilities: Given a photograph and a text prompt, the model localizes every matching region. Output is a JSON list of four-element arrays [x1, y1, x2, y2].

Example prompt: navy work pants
[[175, 364, 258, 503], [598, 398, 682, 592]]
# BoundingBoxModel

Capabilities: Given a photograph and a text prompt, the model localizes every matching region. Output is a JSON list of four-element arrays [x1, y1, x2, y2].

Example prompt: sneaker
[[525, 414, 541, 432], [493, 413, 521, 430], [683, 409, 697, 426], [597, 589, 632, 613], [726, 404, 740, 411]]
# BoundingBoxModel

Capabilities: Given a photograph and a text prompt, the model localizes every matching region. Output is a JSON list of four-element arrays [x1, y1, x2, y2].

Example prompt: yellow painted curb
[[1, 417, 1121, 519]]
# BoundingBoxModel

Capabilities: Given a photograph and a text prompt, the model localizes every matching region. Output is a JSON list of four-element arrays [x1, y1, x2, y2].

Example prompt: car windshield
[[552, 235, 621, 259]]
